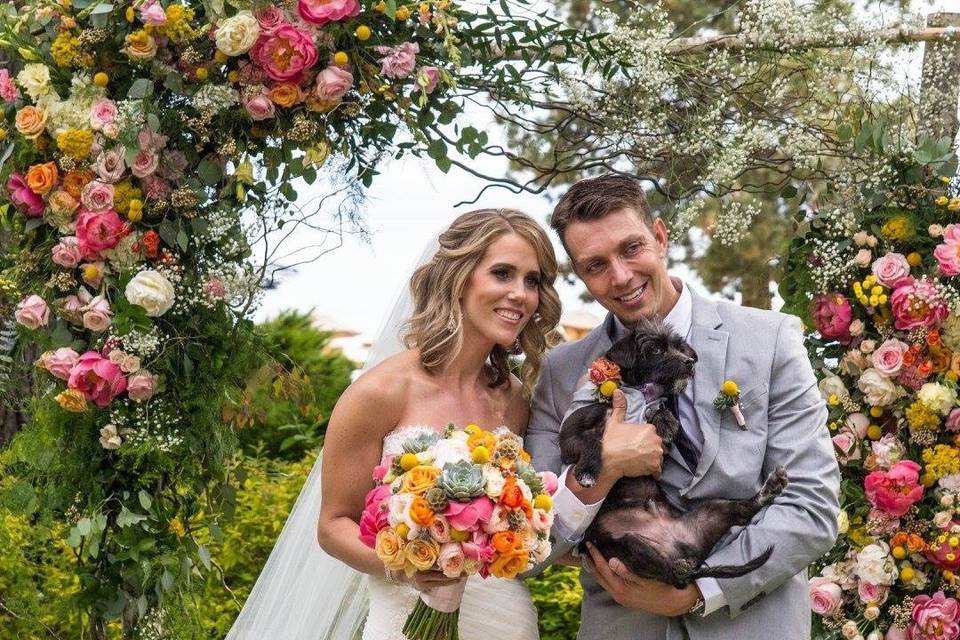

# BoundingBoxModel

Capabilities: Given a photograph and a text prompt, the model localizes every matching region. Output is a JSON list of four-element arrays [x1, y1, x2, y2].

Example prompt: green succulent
[[514, 460, 544, 495], [402, 432, 440, 454], [436, 460, 485, 501]]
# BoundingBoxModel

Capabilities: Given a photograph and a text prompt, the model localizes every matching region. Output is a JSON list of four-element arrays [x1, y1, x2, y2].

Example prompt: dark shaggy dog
[[559, 319, 788, 588]]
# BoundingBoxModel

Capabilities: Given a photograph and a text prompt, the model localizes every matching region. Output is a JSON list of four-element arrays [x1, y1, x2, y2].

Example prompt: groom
[[525, 174, 840, 639]]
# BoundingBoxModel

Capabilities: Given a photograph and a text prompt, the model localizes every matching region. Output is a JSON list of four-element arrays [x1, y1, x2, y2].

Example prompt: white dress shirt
[[550, 282, 727, 615]]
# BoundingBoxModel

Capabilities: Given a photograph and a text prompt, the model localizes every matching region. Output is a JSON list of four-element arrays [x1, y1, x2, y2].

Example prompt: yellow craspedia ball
[[374, 0, 386, 11], [125, 5, 135, 21], [598, 380, 619, 398], [907, 252, 923, 267], [93, 72, 109, 87], [921, 473, 937, 488], [722, 380, 739, 396], [399, 452, 419, 471], [866, 425, 882, 440], [82, 264, 100, 281], [900, 566, 916, 582], [214, 50, 229, 64], [450, 528, 470, 542], [395, 523, 410, 540], [195, 67, 208, 81], [355, 25, 371, 40], [0, 128, 6, 142], [127, 199, 143, 222], [228, 70, 240, 83], [947, 570, 957, 581], [892, 545, 907, 560], [464, 424, 480, 434], [534, 494, 553, 511], [395, 6, 411, 20], [471, 446, 490, 464], [870, 406, 884, 418]]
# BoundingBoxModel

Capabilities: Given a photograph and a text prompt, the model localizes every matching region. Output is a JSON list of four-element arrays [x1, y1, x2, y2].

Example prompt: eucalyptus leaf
[[117, 506, 148, 528], [128, 78, 154, 100], [138, 489, 152, 510]]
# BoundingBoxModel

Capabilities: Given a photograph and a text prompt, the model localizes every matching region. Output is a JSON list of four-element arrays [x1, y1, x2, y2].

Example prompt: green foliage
[[525, 565, 583, 640]]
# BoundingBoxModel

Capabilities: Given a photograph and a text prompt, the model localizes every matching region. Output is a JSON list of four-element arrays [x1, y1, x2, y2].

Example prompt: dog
[[558, 319, 788, 588]]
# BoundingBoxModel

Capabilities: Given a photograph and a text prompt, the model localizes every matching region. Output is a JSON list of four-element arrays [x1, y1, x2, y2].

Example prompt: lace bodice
[[382, 424, 523, 457]]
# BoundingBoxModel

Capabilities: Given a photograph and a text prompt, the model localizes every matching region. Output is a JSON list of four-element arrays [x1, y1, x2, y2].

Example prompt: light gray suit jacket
[[525, 285, 840, 640]]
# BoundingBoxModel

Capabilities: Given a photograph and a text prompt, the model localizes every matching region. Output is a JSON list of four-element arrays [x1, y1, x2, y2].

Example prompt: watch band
[[687, 594, 706, 616]]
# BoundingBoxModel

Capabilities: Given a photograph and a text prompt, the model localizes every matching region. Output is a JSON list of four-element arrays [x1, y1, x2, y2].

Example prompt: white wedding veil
[[225, 235, 440, 640]]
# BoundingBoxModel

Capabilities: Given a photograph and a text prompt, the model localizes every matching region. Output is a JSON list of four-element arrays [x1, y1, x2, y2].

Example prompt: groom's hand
[[602, 389, 664, 480], [583, 543, 700, 617]]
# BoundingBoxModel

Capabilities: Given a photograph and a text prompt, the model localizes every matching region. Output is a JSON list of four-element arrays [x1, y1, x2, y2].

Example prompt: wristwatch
[[687, 594, 706, 616]]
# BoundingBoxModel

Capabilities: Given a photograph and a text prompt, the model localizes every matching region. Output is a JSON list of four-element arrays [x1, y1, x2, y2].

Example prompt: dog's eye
[[650, 345, 663, 355]]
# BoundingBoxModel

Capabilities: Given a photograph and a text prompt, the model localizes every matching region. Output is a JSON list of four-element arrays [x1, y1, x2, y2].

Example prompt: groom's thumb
[[609, 389, 627, 424]]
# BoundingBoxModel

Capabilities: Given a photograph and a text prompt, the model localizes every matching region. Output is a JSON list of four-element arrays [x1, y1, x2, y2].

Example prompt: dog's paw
[[758, 466, 788, 504], [575, 470, 597, 488]]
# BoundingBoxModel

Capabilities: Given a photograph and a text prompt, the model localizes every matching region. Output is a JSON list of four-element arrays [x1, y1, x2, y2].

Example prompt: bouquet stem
[[402, 579, 466, 640]]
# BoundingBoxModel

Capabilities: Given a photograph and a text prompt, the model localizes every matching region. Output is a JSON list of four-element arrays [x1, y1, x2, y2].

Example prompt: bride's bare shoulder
[[337, 350, 422, 412]]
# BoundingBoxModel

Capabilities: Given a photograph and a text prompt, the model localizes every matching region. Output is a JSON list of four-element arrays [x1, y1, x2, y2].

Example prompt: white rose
[[517, 478, 533, 503], [125, 269, 175, 317], [216, 11, 261, 56], [941, 475, 960, 491], [918, 382, 958, 416], [837, 510, 849, 535], [854, 543, 897, 586], [99, 424, 122, 450], [484, 467, 505, 498], [387, 493, 415, 529], [17, 63, 52, 102], [432, 438, 470, 468], [819, 375, 849, 401], [534, 538, 552, 563], [857, 369, 901, 407], [934, 511, 952, 528]]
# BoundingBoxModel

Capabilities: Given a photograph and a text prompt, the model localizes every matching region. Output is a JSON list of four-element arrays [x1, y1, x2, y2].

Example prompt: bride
[[226, 208, 561, 640]]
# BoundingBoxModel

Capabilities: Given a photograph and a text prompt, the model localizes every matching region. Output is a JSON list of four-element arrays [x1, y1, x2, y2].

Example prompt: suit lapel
[[686, 291, 727, 491]]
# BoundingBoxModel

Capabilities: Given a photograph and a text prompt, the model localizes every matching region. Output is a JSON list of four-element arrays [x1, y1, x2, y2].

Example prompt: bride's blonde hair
[[403, 209, 561, 396]]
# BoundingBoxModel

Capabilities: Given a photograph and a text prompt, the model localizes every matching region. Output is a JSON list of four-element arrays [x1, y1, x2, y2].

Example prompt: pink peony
[[80, 180, 115, 212], [832, 430, 861, 465], [127, 370, 157, 402], [67, 351, 128, 408], [416, 66, 441, 94], [139, 0, 167, 25], [437, 542, 466, 578], [250, 24, 318, 82], [935, 224, 960, 277], [52, 236, 84, 268], [872, 252, 912, 287], [243, 93, 276, 120], [808, 576, 843, 616], [15, 295, 49, 330], [81, 295, 112, 332], [872, 338, 910, 377], [443, 496, 494, 531], [909, 591, 960, 640], [131, 149, 159, 178], [75, 209, 127, 258], [461, 532, 494, 564], [95, 148, 126, 183], [376, 42, 419, 79], [864, 460, 924, 517], [254, 6, 288, 34], [891, 277, 949, 331], [297, 0, 359, 26], [7, 173, 44, 217], [89, 98, 118, 131], [812, 293, 853, 344], [0, 68, 19, 103], [38, 347, 80, 380], [358, 484, 392, 548], [314, 66, 353, 102]]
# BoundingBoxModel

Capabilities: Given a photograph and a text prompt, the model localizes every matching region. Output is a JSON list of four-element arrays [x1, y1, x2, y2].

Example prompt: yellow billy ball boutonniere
[[588, 357, 621, 402], [714, 379, 746, 430]]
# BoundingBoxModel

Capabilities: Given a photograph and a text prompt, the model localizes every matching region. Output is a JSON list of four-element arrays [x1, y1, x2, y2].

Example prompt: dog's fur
[[559, 319, 788, 588]]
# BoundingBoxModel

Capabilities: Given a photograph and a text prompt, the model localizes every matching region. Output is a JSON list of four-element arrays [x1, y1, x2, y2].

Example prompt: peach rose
[[81, 295, 112, 332], [268, 82, 303, 107], [375, 529, 407, 571], [15, 294, 50, 330], [26, 161, 58, 195], [15, 106, 48, 140], [405, 538, 440, 571], [55, 388, 88, 412], [48, 190, 79, 218], [62, 170, 94, 199], [127, 370, 157, 401], [124, 31, 158, 61], [401, 465, 441, 495]]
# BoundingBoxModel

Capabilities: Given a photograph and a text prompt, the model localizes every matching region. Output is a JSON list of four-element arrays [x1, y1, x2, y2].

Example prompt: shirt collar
[[610, 279, 692, 340]]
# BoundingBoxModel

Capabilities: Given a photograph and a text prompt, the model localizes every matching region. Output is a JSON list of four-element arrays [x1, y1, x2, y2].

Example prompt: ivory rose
[[857, 369, 901, 407], [216, 10, 261, 56], [15, 295, 49, 330], [125, 269, 176, 317], [855, 543, 898, 585]]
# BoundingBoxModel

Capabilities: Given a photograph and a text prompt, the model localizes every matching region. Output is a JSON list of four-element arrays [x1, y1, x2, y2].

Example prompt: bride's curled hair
[[404, 209, 561, 396]]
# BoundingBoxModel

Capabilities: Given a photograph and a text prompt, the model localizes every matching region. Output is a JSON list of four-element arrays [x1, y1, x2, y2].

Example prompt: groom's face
[[564, 208, 673, 325]]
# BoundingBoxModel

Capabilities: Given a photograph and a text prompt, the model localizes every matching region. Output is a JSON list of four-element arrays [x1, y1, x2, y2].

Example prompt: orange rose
[[951, 354, 960, 378], [400, 465, 441, 495], [15, 106, 48, 140], [375, 529, 408, 570], [500, 477, 524, 509], [268, 82, 303, 107], [931, 350, 951, 373], [62, 170, 93, 199], [405, 538, 440, 571], [491, 531, 524, 553], [410, 496, 435, 526], [489, 549, 530, 579], [26, 162, 58, 195], [467, 430, 497, 451], [589, 357, 621, 385], [917, 360, 933, 377]]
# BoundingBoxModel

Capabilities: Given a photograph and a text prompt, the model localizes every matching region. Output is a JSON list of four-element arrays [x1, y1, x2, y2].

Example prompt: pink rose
[[813, 293, 853, 344], [243, 93, 276, 120], [141, 175, 172, 201], [858, 581, 888, 605], [254, 6, 288, 34], [872, 253, 911, 287], [314, 66, 353, 102], [0, 69, 19, 103], [75, 209, 127, 258], [437, 542, 466, 578], [250, 24, 318, 82], [891, 277, 949, 331], [61, 291, 88, 323], [864, 460, 924, 517], [888, 628, 908, 640], [81, 295, 112, 332], [376, 42, 419, 79], [909, 591, 960, 640], [429, 514, 452, 543], [358, 484, 392, 548], [297, 0, 359, 25], [832, 430, 861, 465], [38, 347, 80, 380], [541, 471, 559, 495], [131, 149, 159, 178], [52, 236, 84, 268], [947, 409, 960, 433], [532, 508, 553, 532], [416, 66, 441, 94], [443, 496, 494, 531], [854, 248, 872, 267], [67, 351, 128, 408], [808, 576, 843, 616], [872, 338, 910, 377], [80, 180, 115, 212], [139, 0, 167, 25], [127, 370, 157, 402], [89, 98, 118, 131], [7, 173, 44, 217], [936, 224, 960, 277], [137, 128, 168, 153], [95, 148, 126, 183], [15, 294, 50, 330]]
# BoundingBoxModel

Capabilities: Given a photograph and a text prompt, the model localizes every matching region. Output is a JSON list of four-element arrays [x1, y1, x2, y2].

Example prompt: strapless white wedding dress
[[361, 425, 540, 640]]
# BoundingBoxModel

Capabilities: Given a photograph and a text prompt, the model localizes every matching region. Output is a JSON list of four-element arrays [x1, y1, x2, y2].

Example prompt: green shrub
[[526, 565, 583, 640]]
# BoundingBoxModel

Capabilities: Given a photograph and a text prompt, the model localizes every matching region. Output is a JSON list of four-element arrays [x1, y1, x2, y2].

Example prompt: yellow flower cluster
[[0, 277, 19, 300], [113, 180, 143, 213], [936, 195, 960, 211], [922, 444, 960, 481], [881, 216, 912, 241], [906, 400, 941, 432], [168, 517, 185, 538], [853, 275, 888, 308], [55, 128, 93, 160], [51, 32, 81, 67], [160, 4, 197, 42]]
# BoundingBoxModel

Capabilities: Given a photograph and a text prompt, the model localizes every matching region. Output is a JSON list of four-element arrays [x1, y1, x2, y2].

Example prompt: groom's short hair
[[550, 174, 655, 251]]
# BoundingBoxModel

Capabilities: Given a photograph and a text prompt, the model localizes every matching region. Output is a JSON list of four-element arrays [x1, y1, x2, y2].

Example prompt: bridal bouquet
[[360, 424, 558, 640]]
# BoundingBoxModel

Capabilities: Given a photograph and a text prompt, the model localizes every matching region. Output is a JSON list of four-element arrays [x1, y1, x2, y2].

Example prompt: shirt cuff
[[552, 466, 605, 542], [695, 577, 727, 616]]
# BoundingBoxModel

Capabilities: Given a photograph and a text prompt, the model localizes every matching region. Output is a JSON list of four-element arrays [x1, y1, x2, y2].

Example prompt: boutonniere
[[588, 357, 621, 402], [714, 379, 746, 429]]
